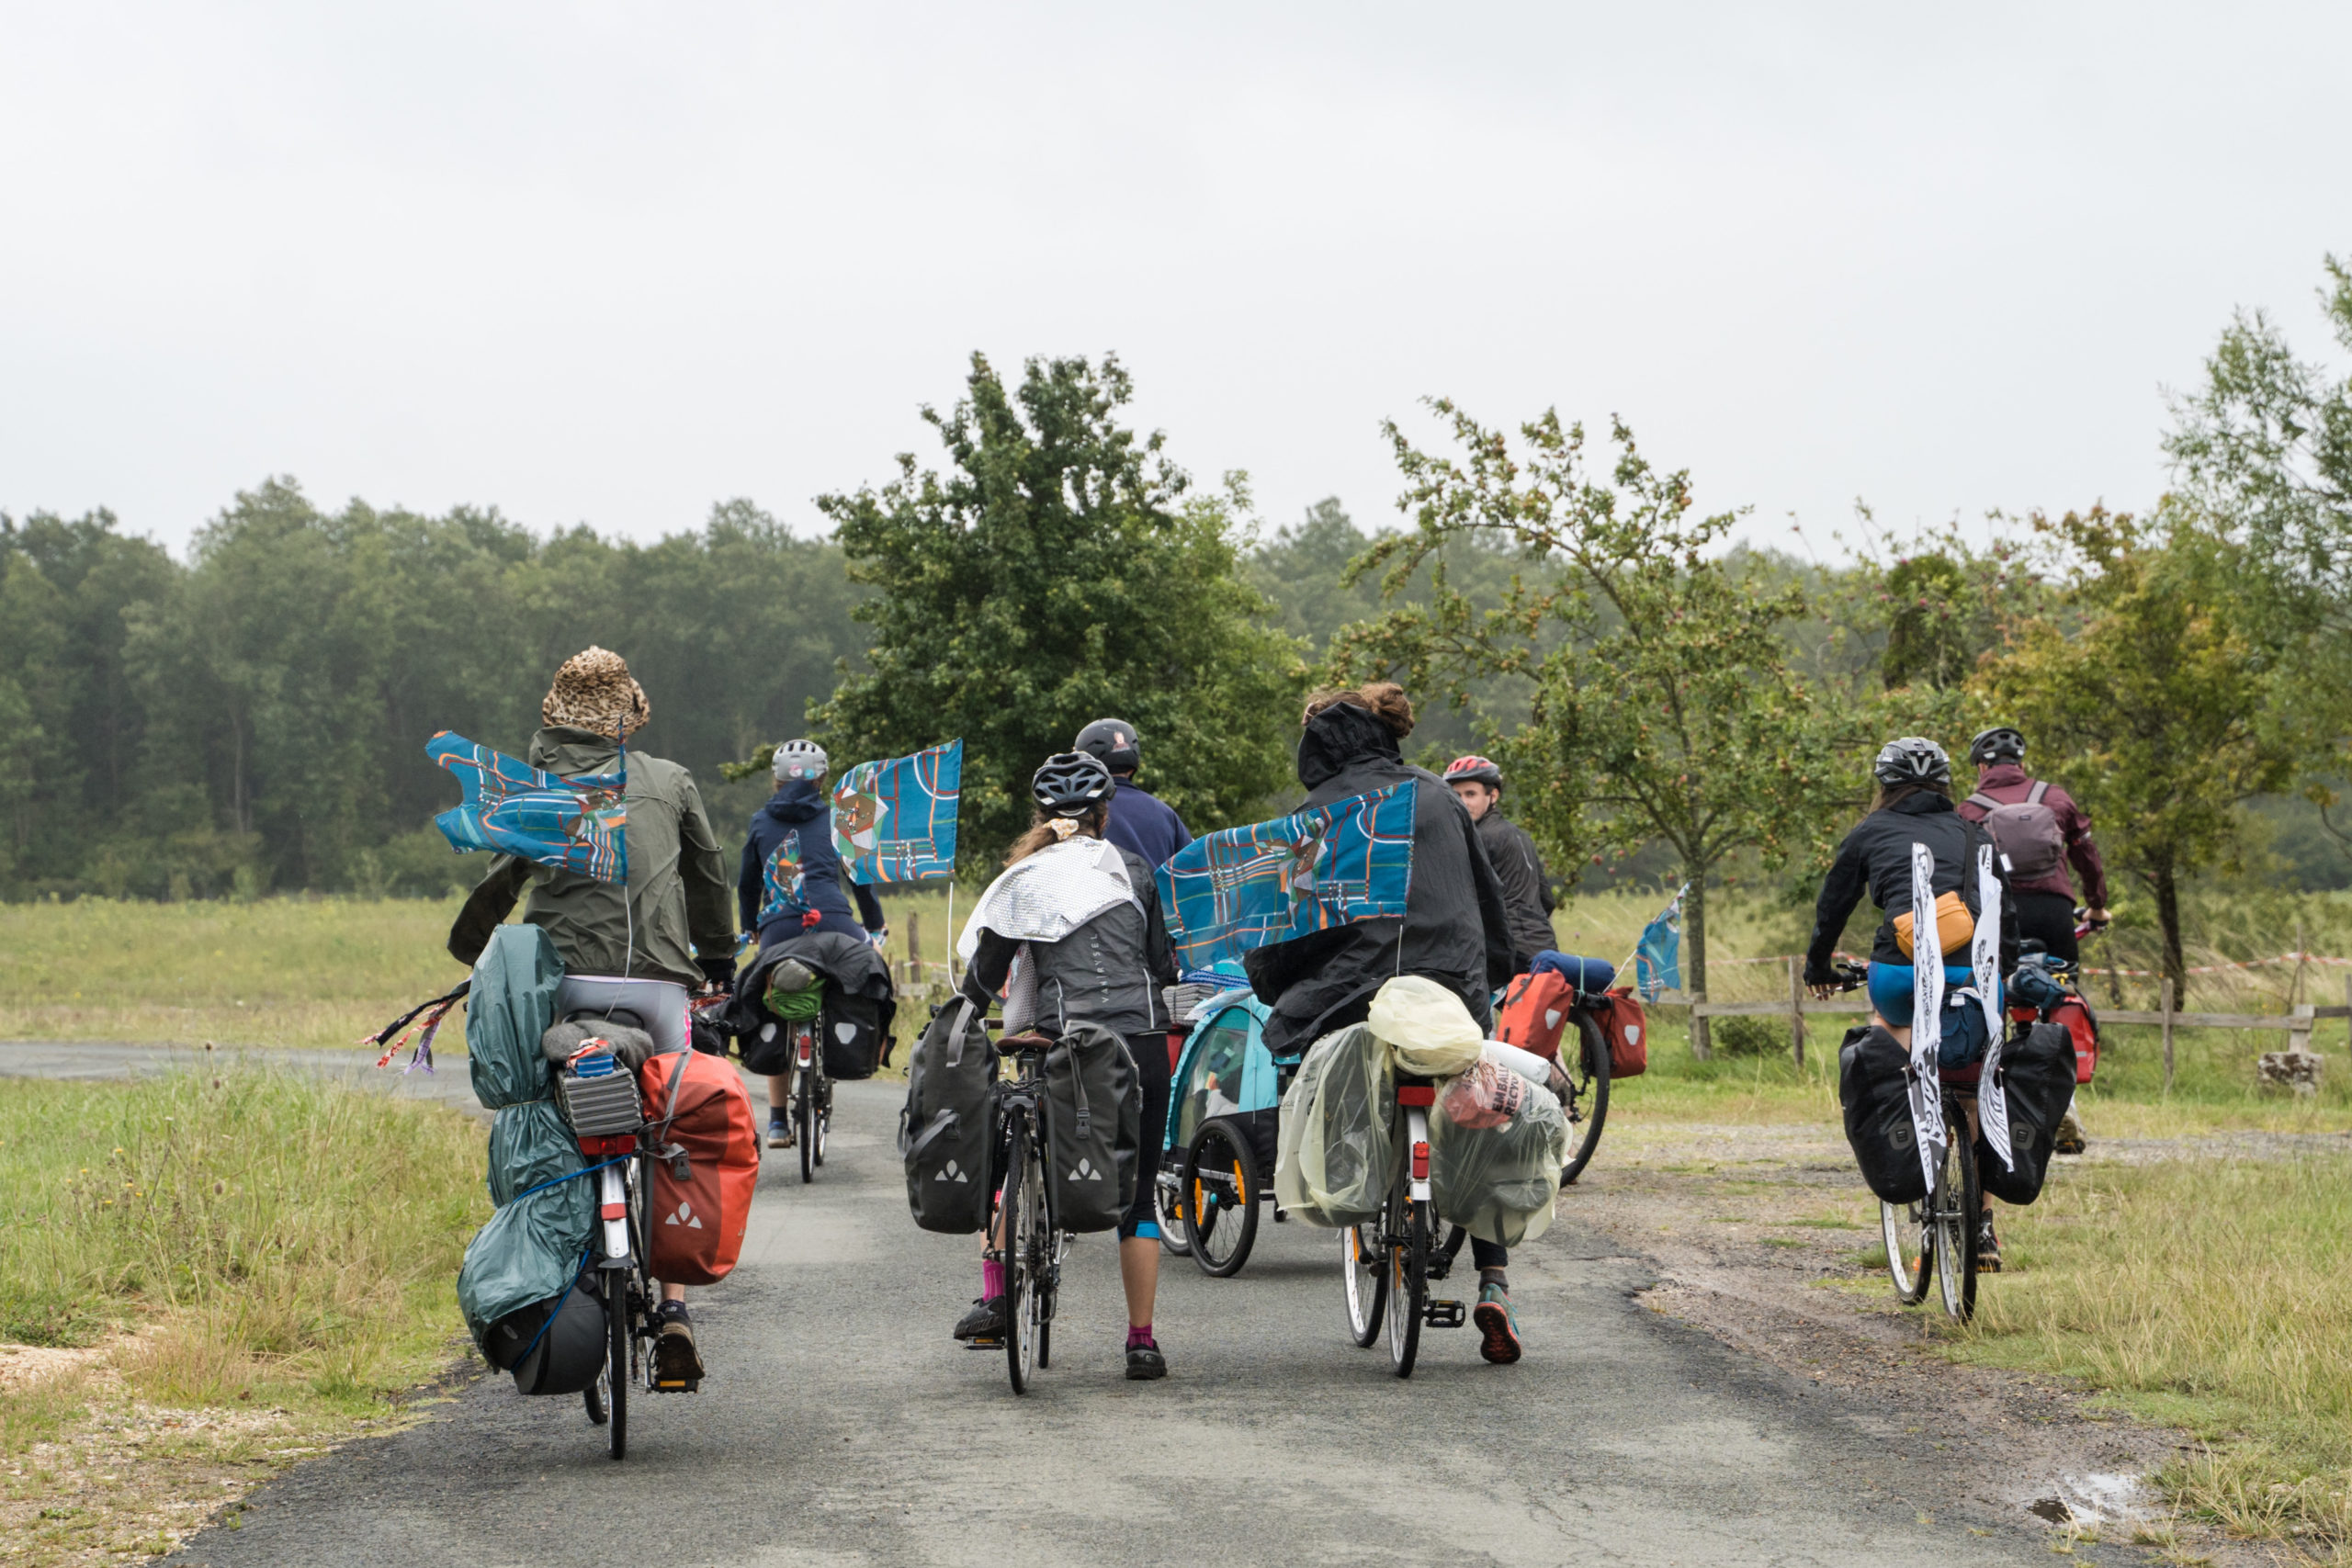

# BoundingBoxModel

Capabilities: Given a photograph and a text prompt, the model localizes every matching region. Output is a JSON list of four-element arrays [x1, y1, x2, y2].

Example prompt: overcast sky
[[4, 3, 2346, 558]]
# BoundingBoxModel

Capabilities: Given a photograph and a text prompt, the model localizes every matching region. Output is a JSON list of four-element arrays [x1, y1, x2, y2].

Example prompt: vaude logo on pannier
[[663, 1200, 705, 1230], [935, 1157, 970, 1184], [1069, 1156, 1104, 1182]]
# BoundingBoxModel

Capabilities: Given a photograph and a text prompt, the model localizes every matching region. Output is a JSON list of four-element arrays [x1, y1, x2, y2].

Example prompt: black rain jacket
[[1476, 807, 1556, 970], [1805, 792, 2018, 980]]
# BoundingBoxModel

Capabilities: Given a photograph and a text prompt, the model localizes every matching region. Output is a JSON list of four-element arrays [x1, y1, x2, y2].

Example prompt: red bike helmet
[[1444, 754, 1503, 790]]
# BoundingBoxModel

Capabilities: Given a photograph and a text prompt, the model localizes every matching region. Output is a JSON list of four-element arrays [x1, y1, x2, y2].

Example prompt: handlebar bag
[[899, 998, 1000, 1234], [1976, 1021, 2075, 1206], [1838, 1023, 1928, 1205], [640, 1048, 759, 1286], [1043, 1024, 1141, 1234], [1495, 970, 1575, 1059]]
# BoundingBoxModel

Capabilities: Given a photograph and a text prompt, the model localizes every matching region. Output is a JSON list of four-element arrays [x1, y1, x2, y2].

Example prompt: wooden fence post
[[1690, 990, 1711, 1061], [2161, 977, 2176, 1091], [1788, 957, 1805, 1069], [906, 909, 922, 989]]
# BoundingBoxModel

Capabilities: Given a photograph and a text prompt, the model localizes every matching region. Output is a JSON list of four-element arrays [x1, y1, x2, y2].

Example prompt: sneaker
[[1125, 1339, 1168, 1381], [1976, 1216, 2003, 1273], [652, 1303, 705, 1389], [766, 1119, 794, 1149], [1474, 1282, 1522, 1365], [953, 1296, 1006, 1342], [2053, 1107, 2086, 1156]]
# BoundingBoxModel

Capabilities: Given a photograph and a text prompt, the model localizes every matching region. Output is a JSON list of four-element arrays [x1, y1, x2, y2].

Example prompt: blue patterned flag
[[832, 739, 962, 886], [1633, 883, 1687, 1001], [426, 731, 628, 883], [1153, 781, 1418, 971]]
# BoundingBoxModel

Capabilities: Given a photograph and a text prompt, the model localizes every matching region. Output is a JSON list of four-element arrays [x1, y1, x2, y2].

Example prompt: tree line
[[6, 260, 2348, 1006]]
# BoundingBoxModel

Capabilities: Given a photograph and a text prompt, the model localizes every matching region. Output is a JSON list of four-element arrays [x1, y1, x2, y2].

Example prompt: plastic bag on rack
[[1430, 1068, 1567, 1248], [1272, 1024, 1395, 1227], [1367, 975, 1485, 1077]]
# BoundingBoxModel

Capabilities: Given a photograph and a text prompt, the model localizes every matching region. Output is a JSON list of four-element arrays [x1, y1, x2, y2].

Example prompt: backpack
[[1043, 1024, 1142, 1234], [1976, 1021, 2075, 1206], [1838, 1023, 1928, 1205], [1967, 780, 2066, 881], [639, 1049, 759, 1286], [1584, 989, 1648, 1078], [899, 998, 1001, 1234], [1495, 970, 1576, 1059]]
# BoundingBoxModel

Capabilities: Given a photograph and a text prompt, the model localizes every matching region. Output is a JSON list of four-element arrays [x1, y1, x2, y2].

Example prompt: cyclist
[[1804, 736, 2018, 1269], [447, 645, 736, 1384], [1247, 685, 1526, 1362], [948, 751, 1181, 1380], [1075, 717, 1193, 867], [1443, 755, 1557, 973], [738, 738, 888, 1147]]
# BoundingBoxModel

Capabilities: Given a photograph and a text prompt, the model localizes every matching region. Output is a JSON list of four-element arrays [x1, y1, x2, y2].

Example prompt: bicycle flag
[[426, 731, 628, 883], [832, 739, 961, 886], [1632, 884, 1687, 1001], [1153, 780, 1417, 971]]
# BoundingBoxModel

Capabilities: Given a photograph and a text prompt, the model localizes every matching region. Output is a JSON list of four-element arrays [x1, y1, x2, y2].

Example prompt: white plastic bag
[[1430, 1071, 1567, 1248], [1272, 1024, 1394, 1228], [1368, 976, 1485, 1077]]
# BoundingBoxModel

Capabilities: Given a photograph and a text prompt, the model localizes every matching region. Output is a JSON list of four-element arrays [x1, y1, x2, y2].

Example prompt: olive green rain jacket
[[447, 727, 734, 987]]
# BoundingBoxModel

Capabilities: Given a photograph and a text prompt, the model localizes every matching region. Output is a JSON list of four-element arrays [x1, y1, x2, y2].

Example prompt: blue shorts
[[1868, 962, 2001, 1069], [1865, 962, 1977, 1028]]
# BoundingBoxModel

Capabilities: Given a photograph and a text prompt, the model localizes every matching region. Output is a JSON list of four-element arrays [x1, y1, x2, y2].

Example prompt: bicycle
[[986, 1030, 1066, 1395], [784, 1015, 831, 1184], [1340, 1072, 1467, 1378]]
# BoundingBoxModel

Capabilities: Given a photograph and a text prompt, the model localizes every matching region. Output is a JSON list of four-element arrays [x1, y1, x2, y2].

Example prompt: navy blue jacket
[[1103, 776, 1193, 868], [738, 783, 885, 948]]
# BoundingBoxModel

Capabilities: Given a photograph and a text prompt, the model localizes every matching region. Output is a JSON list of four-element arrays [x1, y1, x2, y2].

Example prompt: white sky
[[3, 2, 2346, 557]]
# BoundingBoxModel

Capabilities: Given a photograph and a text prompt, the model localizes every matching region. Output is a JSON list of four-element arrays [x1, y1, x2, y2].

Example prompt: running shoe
[[953, 1295, 1006, 1343], [651, 1302, 705, 1390], [1125, 1338, 1168, 1381], [1976, 1216, 2003, 1273], [766, 1119, 794, 1149], [1474, 1282, 1522, 1364]]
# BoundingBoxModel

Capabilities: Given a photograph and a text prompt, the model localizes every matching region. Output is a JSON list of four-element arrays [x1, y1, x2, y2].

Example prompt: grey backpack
[[1043, 1024, 1141, 1234], [1968, 780, 2066, 882], [899, 998, 1000, 1234]]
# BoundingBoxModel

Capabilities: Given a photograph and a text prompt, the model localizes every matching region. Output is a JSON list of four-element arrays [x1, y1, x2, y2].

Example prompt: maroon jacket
[[1955, 763, 2109, 908]]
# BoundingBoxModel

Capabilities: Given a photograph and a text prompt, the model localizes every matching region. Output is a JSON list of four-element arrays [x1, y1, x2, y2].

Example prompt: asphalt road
[[17, 1045, 2064, 1566]]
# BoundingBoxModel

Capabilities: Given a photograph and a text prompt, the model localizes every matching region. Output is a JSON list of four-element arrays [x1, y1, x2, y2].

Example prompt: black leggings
[[2014, 890, 2079, 965], [1122, 1030, 1172, 1241]]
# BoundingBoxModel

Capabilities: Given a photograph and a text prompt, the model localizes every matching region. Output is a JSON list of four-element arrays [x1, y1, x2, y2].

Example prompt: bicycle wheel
[[1001, 1110, 1042, 1395], [1932, 1115, 1979, 1322], [1882, 1197, 1931, 1305], [812, 1072, 830, 1169], [604, 1267, 629, 1461], [1186, 1118, 1261, 1279], [1155, 1168, 1193, 1258], [584, 1364, 607, 1427], [1386, 1192, 1428, 1378], [797, 1066, 816, 1184], [1342, 1222, 1385, 1347], [1559, 1012, 1612, 1186]]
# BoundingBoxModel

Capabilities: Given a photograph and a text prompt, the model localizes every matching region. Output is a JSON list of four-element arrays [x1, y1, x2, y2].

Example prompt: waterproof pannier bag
[[484, 1274, 606, 1395], [820, 990, 887, 1081], [1273, 1024, 1396, 1228], [1838, 1023, 1928, 1205], [456, 926, 601, 1349], [639, 1048, 759, 1285], [1042, 1023, 1142, 1234], [1430, 1064, 1568, 1248], [2053, 997, 2099, 1086], [1977, 1021, 2075, 1207], [1495, 970, 1576, 1060], [899, 998, 1001, 1234], [1587, 989, 1648, 1079]]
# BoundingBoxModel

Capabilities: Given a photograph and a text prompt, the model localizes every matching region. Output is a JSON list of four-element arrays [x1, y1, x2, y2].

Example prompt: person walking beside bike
[[1247, 685, 1527, 1362], [949, 751, 1181, 1380], [1804, 737, 2018, 1268], [447, 646, 736, 1385], [738, 738, 888, 1148], [1444, 755, 1557, 973], [1075, 717, 1193, 867]]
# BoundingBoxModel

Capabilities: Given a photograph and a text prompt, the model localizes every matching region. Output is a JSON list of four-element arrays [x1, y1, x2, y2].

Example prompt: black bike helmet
[[1872, 736, 1953, 787], [1968, 726, 2026, 766], [1032, 750, 1115, 818], [1074, 717, 1141, 773]]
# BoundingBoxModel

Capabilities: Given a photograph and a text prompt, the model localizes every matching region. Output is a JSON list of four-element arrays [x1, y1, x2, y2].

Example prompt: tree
[[813, 353, 1305, 866], [1973, 507, 2301, 992], [1329, 404, 1860, 1051]]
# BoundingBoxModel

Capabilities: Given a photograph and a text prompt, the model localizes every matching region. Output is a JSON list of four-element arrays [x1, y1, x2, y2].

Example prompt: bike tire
[[1155, 1169, 1193, 1258], [1387, 1193, 1427, 1379], [605, 1267, 629, 1461], [584, 1369, 607, 1427], [797, 1066, 815, 1184], [1559, 1011, 1612, 1186], [1932, 1113, 1979, 1322], [1882, 1197, 1931, 1305], [1002, 1109, 1039, 1395], [1185, 1118, 1261, 1279], [1342, 1222, 1385, 1347], [813, 1074, 830, 1168]]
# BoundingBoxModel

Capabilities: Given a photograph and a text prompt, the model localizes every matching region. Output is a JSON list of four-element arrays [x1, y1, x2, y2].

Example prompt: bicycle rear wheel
[[1386, 1192, 1428, 1378], [1002, 1110, 1043, 1394], [1155, 1168, 1193, 1258], [813, 1072, 831, 1168], [1559, 1012, 1612, 1186], [1342, 1222, 1385, 1346], [1932, 1116, 1979, 1322], [603, 1266, 629, 1461], [797, 1066, 816, 1184], [1186, 1119, 1261, 1279], [1882, 1198, 1931, 1304]]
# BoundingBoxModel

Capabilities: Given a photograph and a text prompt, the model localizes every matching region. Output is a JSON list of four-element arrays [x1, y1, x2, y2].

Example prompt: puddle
[[2026, 1472, 2145, 1527]]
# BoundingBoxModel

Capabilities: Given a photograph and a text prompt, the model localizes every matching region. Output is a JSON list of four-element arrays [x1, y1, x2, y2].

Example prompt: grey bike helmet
[[1968, 726, 2026, 766], [1032, 751, 1114, 818], [1872, 736, 1953, 787], [1074, 717, 1141, 773], [773, 738, 829, 782]]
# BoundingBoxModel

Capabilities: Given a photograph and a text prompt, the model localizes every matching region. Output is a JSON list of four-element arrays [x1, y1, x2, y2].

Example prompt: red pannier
[[1585, 989, 1649, 1079], [2011, 997, 2099, 1085], [1495, 970, 1576, 1059], [639, 1050, 759, 1286]]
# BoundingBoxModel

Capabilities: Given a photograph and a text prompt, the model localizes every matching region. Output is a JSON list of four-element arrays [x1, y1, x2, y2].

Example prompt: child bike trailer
[[1156, 970, 1295, 1278]]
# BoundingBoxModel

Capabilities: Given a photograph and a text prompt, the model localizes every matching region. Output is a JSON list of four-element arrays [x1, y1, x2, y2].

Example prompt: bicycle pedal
[[966, 1336, 1006, 1350], [651, 1377, 700, 1393], [1423, 1299, 1467, 1329]]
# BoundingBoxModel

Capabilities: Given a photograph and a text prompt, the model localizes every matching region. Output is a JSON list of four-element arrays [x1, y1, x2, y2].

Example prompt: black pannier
[[821, 990, 888, 1081], [483, 1276, 606, 1396], [1043, 1024, 1141, 1234], [899, 998, 1000, 1234], [1976, 1021, 2075, 1206], [1840, 1023, 1928, 1206]]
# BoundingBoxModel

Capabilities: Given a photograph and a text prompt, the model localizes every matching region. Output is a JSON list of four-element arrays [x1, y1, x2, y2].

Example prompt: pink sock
[[982, 1259, 1005, 1299], [1126, 1323, 1155, 1350]]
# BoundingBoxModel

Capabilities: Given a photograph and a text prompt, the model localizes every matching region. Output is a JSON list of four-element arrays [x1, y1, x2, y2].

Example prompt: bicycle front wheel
[[1932, 1117, 1979, 1322], [1559, 1012, 1612, 1186], [1386, 1194, 1428, 1378], [1342, 1222, 1385, 1347]]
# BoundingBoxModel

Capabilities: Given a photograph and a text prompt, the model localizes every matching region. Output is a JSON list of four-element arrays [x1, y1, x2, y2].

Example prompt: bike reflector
[[1411, 1141, 1430, 1181]]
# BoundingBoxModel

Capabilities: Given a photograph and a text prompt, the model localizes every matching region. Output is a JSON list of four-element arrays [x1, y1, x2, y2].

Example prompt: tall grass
[[0, 1066, 489, 1413]]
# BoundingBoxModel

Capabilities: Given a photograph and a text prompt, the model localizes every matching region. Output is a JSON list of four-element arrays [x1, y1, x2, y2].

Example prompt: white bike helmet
[[773, 739, 829, 783]]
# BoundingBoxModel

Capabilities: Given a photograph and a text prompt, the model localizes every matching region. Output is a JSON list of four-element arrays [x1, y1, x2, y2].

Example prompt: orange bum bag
[[1892, 890, 1974, 959]]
